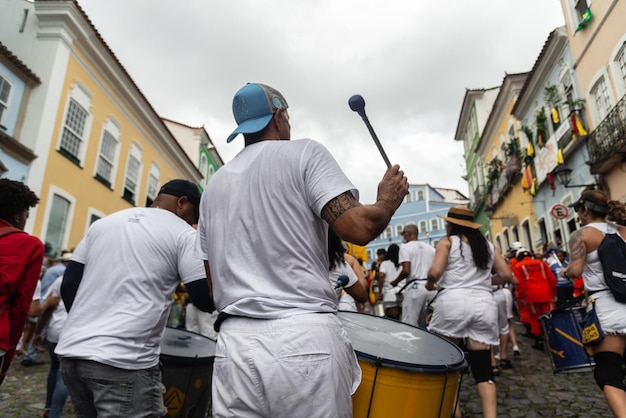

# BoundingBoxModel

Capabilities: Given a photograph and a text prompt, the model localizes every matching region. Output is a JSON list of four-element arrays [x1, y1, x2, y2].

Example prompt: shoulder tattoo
[[321, 191, 360, 225], [568, 229, 586, 261]]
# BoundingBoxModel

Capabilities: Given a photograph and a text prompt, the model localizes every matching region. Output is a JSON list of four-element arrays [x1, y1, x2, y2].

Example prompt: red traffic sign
[[550, 204, 569, 220]]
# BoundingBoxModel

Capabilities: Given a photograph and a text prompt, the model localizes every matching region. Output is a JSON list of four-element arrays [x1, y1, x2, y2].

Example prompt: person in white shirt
[[390, 224, 436, 326], [196, 82, 408, 418], [327, 229, 368, 312], [378, 244, 403, 319], [426, 206, 513, 418], [55, 179, 213, 417]]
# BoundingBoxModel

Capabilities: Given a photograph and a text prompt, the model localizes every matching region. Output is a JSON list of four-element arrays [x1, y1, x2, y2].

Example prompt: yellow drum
[[338, 311, 467, 418]]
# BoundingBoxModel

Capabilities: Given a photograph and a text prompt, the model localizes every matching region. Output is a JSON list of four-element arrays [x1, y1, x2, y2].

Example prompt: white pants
[[493, 288, 510, 335], [212, 313, 361, 418], [401, 281, 436, 326], [185, 303, 218, 340]]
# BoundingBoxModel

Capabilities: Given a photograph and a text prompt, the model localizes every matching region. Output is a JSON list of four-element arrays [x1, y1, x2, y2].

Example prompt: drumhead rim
[[355, 351, 467, 373]]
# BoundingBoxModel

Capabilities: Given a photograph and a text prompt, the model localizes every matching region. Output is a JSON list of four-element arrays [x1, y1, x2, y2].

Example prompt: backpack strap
[[521, 265, 529, 280]]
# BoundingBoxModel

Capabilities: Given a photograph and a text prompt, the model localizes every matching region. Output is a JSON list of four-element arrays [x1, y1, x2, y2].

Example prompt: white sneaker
[[494, 353, 501, 360]]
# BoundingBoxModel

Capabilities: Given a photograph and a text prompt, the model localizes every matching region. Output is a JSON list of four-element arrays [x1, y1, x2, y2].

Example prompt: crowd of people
[[1, 83, 625, 418]]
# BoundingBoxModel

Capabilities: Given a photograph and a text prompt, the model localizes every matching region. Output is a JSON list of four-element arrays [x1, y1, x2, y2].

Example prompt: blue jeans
[[46, 343, 68, 418], [60, 358, 164, 418]]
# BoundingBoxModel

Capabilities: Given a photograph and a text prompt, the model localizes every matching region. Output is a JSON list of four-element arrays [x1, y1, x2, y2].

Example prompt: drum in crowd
[[540, 306, 595, 373], [160, 327, 216, 418], [338, 311, 467, 418]]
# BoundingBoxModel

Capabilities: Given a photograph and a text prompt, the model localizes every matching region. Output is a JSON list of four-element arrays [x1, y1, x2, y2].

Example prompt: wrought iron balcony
[[587, 93, 626, 174]]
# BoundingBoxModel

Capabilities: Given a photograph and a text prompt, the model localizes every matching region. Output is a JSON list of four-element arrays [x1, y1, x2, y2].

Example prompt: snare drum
[[160, 327, 216, 417], [540, 307, 595, 373], [338, 311, 467, 418]]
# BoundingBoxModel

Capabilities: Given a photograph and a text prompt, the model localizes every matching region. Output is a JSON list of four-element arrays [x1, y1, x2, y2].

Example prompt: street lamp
[[551, 165, 597, 188]]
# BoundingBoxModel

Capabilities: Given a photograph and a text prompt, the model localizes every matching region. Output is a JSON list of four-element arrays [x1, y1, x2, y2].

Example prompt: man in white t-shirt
[[196, 82, 409, 418], [55, 179, 213, 417], [391, 224, 436, 326]]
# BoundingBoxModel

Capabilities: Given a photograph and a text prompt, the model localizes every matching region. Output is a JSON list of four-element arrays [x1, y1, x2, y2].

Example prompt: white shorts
[[593, 291, 626, 335], [213, 313, 361, 418], [428, 288, 499, 346], [382, 286, 399, 308], [401, 281, 436, 326]]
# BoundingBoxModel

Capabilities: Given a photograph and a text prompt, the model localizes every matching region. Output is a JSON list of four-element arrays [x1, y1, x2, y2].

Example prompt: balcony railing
[[587, 93, 626, 174]]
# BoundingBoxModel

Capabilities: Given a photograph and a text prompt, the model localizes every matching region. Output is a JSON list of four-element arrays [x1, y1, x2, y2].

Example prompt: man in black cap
[[56, 179, 212, 417]]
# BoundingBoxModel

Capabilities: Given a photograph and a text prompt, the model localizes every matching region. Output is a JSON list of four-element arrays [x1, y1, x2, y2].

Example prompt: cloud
[[78, 0, 564, 203]]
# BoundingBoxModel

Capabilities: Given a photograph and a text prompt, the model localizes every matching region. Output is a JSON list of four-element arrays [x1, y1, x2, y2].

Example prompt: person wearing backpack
[[561, 189, 626, 417]]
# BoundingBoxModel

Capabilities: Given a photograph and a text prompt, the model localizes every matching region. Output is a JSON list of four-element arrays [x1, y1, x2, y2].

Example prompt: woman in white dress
[[377, 244, 403, 319]]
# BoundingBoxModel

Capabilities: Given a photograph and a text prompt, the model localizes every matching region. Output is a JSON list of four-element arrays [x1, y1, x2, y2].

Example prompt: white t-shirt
[[329, 261, 359, 303], [55, 207, 205, 370], [438, 235, 494, 291], [379, 259, 403, 302], [32, 280, 41, 301], [44, 276, 67, 344], [196, 139, 357, 319], [398, 240, 435, 280]]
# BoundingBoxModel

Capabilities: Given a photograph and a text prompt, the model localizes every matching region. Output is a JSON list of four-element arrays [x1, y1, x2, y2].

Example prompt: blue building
[[366, 184, 469, 261]]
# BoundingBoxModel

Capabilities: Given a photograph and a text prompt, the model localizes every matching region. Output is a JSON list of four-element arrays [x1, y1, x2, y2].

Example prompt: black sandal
[[500, 358, 513, 369]]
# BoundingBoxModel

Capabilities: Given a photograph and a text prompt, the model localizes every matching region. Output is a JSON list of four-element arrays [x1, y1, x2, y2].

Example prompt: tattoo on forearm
[[321, 191, 360, 225], [568, 230, 586, 262]]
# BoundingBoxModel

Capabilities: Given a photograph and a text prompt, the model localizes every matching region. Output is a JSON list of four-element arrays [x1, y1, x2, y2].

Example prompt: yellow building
[[476, 73, 536, 252], [1, 1, 202, 256]]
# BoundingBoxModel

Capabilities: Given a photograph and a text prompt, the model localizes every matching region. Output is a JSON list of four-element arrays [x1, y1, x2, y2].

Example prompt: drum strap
[[366, 358, 383, 418]]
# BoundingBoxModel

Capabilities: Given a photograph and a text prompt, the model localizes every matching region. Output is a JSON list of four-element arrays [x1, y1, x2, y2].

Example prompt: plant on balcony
[[535, 109, 548, 148], [544, 85, 562, 130], [503, 137, 522, 182], [566, 98, 586, 114], [485, 157, 502, 193]]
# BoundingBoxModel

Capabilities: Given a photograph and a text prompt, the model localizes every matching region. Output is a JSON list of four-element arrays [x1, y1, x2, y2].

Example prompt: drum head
[[338, 311, 465, 373], [161, 327, 216, 363]]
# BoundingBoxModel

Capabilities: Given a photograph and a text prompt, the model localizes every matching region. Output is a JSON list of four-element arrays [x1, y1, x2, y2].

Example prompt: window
[[384, 226, 392, 239], [614, 43, 626, 95], [574, 0, 589, 20], [89, 214, 101, 225], [44, 194, 71, 258], [561, 70, 575, 114], [395, 225, 403, 236], [145, 164, 160, 207], [430, 218, 438, 231], [95, 129, 119, 187], [123, 144, 142, 205], [60, 99, 88, 164], [199, 154, 209, 188], [416, 190, 424, 200], [0, 74, 12, 127], [512, 226, 519, 242], [590, 77, 612, 122], [404, 192, 412, 203], [419, 220, 427, 233]]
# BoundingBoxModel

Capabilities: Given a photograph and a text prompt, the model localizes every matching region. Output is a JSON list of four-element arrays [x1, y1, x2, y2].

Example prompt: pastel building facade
[[365, 184, 468, 262], [1, 0, 202, 257]]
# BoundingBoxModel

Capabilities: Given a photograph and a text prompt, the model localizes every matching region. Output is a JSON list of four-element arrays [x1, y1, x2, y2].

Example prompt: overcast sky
[[78, 0, 565, 204]]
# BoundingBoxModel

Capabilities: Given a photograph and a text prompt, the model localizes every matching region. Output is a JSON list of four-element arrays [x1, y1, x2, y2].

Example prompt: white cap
[[510, 242, 523, 251]]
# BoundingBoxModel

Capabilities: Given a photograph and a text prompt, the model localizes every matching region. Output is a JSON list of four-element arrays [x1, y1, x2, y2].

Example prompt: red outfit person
[[0, 179, 44, 384], [513, 252, 556, 337]]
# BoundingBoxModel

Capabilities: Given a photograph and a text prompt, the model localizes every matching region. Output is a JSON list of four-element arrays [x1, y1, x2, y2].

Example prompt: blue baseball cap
[[226, 83, 289, 143]]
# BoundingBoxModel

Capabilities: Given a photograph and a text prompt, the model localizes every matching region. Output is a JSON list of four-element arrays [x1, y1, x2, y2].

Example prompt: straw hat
[[439, 206, 481, 229]]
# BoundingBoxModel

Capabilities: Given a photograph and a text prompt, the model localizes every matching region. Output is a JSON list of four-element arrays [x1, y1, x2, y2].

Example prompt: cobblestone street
[[0, 323, 612, 417]]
